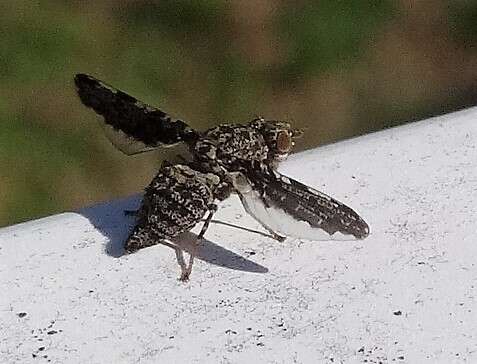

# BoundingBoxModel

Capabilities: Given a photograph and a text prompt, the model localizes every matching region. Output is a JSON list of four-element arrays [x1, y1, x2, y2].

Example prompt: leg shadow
[[169, 231, 268, 273], [79, 195, 268, 274], [210, 219, 278, 240], [79, 195, 141, 258]]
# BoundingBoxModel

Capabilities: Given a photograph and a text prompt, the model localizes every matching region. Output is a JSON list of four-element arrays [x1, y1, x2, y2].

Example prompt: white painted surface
[[1, 108, 477, 363]]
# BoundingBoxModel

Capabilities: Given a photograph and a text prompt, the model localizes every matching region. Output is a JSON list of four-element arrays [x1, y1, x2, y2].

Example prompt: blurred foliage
[[278, 1, 395, 79], [448, 1, 477, 46], [1, 1, 477, 226]]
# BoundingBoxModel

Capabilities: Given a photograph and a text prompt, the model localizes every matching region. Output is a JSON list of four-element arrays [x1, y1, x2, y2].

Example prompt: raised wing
[[233, 164, 369, 241], [74, 73, 198, 155]]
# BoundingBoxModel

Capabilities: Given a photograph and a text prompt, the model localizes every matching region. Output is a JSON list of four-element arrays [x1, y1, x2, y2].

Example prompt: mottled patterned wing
[[74, 74, 198, 155], [234, 165, 369, 241]]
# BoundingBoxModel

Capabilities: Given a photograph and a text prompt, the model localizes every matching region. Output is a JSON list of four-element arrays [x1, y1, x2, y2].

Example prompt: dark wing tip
[[74, 72, 89, 84], [74, 73, 99, 90], [338, 204, 370, 240], [354, 218, 370, 239]]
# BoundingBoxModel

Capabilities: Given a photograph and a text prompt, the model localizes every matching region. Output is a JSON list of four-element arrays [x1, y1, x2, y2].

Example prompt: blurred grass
[[1, 1, 477, 226], [278, 1, 395, 79]]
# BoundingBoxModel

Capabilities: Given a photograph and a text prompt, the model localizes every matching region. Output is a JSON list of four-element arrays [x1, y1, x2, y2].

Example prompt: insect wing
[[74, 73, 196, 155], [237, 167, 369, 241], [100, 123, 158, 155]]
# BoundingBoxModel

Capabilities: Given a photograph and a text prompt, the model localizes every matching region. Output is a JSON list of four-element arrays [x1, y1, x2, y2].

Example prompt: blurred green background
[[1, 1, 477, 227]]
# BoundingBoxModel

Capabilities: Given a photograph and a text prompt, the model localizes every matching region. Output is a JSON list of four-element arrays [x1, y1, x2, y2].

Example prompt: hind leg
[[180, 204, 217, 281]]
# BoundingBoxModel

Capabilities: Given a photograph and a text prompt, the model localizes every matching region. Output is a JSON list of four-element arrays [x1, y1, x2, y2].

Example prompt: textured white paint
[[2, 107, 477, 363]]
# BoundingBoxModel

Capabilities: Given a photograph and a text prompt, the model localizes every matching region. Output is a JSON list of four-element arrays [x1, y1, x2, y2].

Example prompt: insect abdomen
[[124, 165, 217, 253]]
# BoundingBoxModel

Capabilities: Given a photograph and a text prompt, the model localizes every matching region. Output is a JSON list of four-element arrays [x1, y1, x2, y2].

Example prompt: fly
[[74, 73, 369, 280]]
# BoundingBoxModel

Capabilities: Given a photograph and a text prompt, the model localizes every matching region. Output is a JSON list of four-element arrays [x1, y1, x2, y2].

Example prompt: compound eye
[[276, 131, 292, 154]]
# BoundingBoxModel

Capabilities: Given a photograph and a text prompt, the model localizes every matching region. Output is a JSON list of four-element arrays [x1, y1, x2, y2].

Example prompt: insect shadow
[[79, 195, 268, 274]]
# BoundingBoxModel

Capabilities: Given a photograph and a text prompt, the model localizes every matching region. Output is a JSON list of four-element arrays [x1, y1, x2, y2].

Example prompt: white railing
[[1, 108, 476, 363]]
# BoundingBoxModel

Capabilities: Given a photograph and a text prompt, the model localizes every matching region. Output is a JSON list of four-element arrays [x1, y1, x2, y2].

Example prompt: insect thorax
[[193, 124, 269, 169], [190, 119, 300, 170]]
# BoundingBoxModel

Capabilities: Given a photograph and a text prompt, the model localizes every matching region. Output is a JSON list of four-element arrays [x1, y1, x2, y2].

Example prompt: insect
[[74, 73, 369, 280]]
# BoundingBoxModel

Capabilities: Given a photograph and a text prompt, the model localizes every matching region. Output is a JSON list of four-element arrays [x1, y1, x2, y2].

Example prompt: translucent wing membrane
[[100, 123, 160, 155], [74, 74, 198, 155], [235, 165, 369, 241]]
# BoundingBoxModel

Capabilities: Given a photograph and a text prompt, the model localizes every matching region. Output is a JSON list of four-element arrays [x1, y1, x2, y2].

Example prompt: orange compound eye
[[276, 131, 292, 154]]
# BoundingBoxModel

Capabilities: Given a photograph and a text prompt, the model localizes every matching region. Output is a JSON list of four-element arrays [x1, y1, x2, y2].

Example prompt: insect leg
[[174, 246, 190, 281], [180, 204, 218, 281], [199, 204, 218, 239]]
